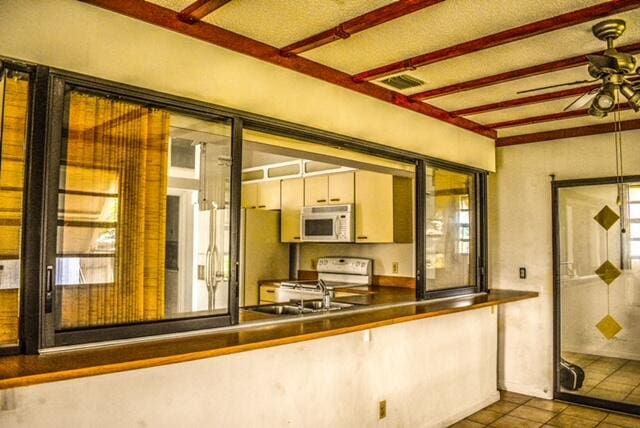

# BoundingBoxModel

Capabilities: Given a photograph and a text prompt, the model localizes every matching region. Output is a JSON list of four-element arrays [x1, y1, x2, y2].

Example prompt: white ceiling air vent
[[379, 74, 425, 90]]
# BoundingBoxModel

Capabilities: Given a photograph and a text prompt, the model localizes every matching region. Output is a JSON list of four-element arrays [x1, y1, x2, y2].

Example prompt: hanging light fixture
[[619, 82, 640, 111]]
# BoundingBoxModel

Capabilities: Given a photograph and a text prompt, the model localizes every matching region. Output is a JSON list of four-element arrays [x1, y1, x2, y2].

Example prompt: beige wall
[[0, 0, 494, 172], [0, 308, 499, 427], [489, 131, 640, 398]]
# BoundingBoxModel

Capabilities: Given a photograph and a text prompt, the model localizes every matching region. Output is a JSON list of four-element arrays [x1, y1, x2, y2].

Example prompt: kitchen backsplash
[[299, 243, 415, 277]]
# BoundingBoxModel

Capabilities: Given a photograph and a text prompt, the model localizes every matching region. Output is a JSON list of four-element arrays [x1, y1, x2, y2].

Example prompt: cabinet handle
[[357, 236, 368, 240], [258, 205, 266, 208], [293, 236, 300, 240], [316, 199, 326, 203], [265, 289, 274, 294], [330, 198, 340, 202]]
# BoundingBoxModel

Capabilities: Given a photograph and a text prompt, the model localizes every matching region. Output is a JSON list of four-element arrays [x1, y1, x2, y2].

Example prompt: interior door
[[555, 178, 640, 415]]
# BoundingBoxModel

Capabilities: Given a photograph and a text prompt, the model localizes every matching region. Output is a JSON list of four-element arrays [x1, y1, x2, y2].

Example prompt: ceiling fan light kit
[[518, 19, 634, 233], [521, 19, 640, 118]]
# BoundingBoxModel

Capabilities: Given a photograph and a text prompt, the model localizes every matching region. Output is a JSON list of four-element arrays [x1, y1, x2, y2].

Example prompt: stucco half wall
[[0, 308, 499, 427], [0, 0, 495, 172]]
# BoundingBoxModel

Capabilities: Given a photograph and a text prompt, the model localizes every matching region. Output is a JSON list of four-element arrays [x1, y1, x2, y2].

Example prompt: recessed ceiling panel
[[303, 0, 604, 74], [201, 0, 394, 48]]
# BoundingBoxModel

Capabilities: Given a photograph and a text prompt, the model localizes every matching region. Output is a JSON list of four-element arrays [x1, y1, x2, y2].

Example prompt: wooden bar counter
[[0, 289, 537, 390]]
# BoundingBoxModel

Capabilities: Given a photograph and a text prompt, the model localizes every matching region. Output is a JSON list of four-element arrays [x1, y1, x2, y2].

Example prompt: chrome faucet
[[318, 279, 332, 310]]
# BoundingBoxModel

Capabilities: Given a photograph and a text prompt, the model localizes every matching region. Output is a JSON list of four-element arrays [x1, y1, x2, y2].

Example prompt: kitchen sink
[[250, 304, 312, 315], [302, 300, 353, 311], [248, 300, 353, 316]]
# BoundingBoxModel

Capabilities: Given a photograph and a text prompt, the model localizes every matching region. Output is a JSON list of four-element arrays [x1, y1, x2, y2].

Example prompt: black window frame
[[416, 160, 488, 300], [39, 71, 244, 348], [0, 57, 488, 353]]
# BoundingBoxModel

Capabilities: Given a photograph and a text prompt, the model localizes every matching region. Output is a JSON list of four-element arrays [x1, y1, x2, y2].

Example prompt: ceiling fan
[[519, 19, 640, 117]]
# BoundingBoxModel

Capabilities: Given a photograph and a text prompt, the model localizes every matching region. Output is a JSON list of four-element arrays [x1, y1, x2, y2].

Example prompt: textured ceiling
[[303, 0, 604, 73], [143, 0, 640, 142]]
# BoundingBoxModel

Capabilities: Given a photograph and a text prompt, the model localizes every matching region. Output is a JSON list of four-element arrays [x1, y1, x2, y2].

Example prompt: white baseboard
[[432, 390, 501, 428], [498, 380, 552, 400]]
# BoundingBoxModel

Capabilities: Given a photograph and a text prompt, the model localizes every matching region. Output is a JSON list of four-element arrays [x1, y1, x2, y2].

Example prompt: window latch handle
[[45, 265, 54, 313]]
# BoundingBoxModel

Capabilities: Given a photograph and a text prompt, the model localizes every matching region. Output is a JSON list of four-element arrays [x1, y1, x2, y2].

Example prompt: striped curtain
[[0, 74, 29, 345], [58, 92, 169, 328]]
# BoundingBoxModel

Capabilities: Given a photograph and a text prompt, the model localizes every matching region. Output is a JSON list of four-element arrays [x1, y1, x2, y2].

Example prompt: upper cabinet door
[[304, 175, 328, 206], [355, 170, 394, 243], [242, 183, 258, 208], [280, 178, 303, 242], [328, 172, 354, 205], [257, 180, 281, 210]]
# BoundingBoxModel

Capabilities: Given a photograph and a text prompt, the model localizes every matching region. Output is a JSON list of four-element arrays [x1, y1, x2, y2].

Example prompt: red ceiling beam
[[280, 0, 444, 56], [178, 0, 231, 24], [487, 105, 631, 129], [451, 85, 600, 116], [496, 118, 640, 147], [411, 41, 640, 100], [78, 0, 495, 138], [352, 0, 640, 82]]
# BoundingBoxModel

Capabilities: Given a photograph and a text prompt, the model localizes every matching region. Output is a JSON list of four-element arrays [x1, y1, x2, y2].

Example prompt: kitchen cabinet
[[328, 172, 354, 204], [280, 178, 304, 242], [355, 170, 412, 243], [304, 175, 328, 205], [242, 183, 258, 208], [242, 181, 280, 210], [257, 180, 281, 210], [304, 172, 354, 206], [259, 284, 278, 304]]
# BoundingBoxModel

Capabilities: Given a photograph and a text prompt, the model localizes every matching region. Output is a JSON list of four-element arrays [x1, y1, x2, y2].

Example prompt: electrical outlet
[[392, 262, 399, 274], [379, 400, 387, 419], [519, 267, 527, 279]]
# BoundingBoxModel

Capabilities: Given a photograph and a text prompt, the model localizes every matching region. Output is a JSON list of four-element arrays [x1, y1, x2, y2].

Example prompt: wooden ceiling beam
[[79, 0, 496, 138], [178, 0, 231, 24], [487, 105, 631, 129], [411, 41, 640, 101], [353, 0, 640, 83], [280, 0, 444, 56], [496, 118, 640, 146], [451, 85, 601, 116]]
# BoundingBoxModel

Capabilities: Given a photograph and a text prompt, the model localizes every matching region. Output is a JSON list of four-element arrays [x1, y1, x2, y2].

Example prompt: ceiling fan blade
[[587, 54, 620, 73], [517, 79, 598, 94], [563, 88, 599, 111]]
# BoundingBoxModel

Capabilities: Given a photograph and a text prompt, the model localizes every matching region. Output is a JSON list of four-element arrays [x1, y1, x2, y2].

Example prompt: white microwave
[[300, 204, 354, 242]]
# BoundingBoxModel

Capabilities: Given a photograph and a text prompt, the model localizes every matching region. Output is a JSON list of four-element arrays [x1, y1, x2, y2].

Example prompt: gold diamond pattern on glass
[[595, 260, 622, 285], [596, 314, 623, 340], [593, 205, 619, 230]]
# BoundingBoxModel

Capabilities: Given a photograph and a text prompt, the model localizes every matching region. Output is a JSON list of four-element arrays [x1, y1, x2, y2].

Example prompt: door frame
[[552, 175, 640, 416]]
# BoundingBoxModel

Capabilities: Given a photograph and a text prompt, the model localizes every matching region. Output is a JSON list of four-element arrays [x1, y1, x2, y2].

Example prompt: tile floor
[[449, 390, 640, 427], [562, 353, 640, 405]]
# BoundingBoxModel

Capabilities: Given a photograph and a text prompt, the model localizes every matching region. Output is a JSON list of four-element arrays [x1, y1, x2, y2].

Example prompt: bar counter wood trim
[[0, 289, 537, 390]]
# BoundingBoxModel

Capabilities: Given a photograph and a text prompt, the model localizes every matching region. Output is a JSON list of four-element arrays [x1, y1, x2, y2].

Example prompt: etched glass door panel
[[558, 182, 640, 408]]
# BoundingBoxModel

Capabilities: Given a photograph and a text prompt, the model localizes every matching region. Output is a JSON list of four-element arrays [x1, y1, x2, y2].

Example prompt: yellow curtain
[[0, 75, 29, 345], [59, 92, 169, 328]]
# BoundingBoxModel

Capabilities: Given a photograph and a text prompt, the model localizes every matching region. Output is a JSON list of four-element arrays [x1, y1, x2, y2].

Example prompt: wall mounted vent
[[379, 74, 424, 90]]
